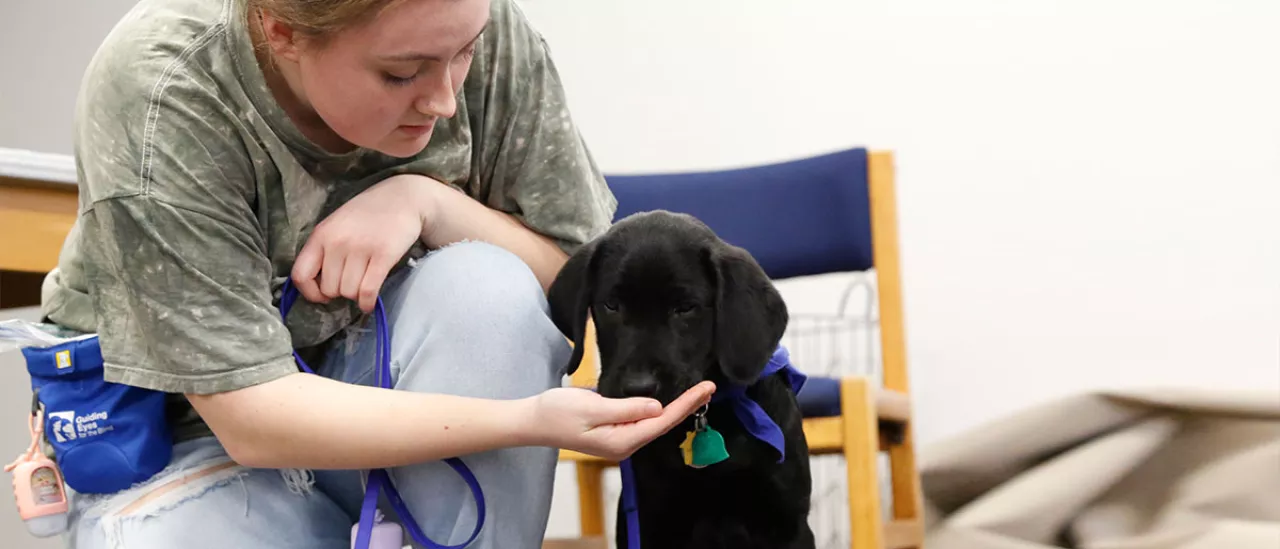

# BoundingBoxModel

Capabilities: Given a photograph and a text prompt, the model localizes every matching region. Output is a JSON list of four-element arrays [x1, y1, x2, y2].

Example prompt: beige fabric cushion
[[920, 387, 1280, 549]]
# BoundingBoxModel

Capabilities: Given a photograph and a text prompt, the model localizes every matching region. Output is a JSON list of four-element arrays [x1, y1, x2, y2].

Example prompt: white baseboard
[[0, 147, 77, 186]]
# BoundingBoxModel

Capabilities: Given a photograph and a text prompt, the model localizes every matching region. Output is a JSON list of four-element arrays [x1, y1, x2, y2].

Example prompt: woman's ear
[[255, 10, 304, 62], [548, 239, 601, 376], [706, 243, 789, 385]]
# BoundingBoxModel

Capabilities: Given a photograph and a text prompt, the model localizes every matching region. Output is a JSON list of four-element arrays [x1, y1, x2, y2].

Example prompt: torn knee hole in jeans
[[107, 460, 245, 520], [280, 468, 316, 495]]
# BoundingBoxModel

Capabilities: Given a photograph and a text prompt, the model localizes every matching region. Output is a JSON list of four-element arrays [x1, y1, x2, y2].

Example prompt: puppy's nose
[[621, 375, 660, 398]]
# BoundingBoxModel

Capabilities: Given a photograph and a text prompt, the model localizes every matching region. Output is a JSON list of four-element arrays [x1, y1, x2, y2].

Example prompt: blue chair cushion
[[796, 376, 842, 418], [605, 148, 874, 280]]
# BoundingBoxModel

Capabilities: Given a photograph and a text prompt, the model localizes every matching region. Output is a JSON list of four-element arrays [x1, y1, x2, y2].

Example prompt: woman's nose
[[414, 72, 457, 118], [414, 94, 455, 119]]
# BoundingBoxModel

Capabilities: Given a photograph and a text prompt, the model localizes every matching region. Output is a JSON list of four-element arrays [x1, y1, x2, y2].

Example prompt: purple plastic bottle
[[350, 509, 404, 549]]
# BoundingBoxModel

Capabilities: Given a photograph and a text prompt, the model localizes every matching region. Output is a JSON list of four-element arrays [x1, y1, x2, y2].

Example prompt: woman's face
[[265, 0, 491, 157]]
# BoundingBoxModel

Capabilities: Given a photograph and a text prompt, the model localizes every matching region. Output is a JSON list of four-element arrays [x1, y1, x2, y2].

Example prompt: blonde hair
[[245, 0, 408, 42]]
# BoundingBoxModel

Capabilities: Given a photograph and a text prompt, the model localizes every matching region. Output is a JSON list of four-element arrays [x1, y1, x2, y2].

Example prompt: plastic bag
[[0, 320, 95, 354]]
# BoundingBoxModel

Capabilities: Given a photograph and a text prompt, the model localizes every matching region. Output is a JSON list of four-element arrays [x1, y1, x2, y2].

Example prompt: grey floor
[[2, 306, 64, 549]]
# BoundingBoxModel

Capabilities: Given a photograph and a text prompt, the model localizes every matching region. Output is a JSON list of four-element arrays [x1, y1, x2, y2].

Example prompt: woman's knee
[[381, 241, 572, 393], [389, 241, 551, 334]]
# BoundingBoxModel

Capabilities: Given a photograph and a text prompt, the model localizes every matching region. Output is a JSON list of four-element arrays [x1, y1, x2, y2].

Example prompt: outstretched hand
[[529, 381, 716, 461]]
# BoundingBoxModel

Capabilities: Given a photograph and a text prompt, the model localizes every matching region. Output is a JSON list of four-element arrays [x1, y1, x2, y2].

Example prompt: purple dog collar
[[709, 346, 807, 463]]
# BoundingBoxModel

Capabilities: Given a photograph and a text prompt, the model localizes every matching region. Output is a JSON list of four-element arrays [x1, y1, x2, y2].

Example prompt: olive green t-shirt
[[40, 0, 616, 442]]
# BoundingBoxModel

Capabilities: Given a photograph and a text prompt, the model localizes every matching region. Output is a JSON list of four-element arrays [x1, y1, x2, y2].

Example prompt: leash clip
[[693, 405, 709, 433]]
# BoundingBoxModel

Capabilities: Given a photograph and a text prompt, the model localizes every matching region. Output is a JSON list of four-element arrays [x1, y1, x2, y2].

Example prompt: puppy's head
[[549, 211, 789, 405]]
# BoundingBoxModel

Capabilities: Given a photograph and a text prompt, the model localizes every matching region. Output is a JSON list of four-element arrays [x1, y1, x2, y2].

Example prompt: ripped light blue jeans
[[62, 242, 573, 549]]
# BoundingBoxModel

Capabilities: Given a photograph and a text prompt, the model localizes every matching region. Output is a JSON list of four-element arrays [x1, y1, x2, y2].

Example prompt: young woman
[[39, 0, 714, 546]]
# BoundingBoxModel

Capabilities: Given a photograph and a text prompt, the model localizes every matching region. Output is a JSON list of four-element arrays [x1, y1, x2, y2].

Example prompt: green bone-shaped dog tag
[[690, 426, 730, 468]]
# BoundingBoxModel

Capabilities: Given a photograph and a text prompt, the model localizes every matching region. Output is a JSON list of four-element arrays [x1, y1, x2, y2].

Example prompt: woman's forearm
[[187, 371, 538, 470], [415, 178, 569, 292]]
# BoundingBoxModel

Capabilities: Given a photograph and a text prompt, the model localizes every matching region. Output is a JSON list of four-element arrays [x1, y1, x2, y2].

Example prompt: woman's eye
[[673, 304, 696, 316], [382, 72, 417, 87]]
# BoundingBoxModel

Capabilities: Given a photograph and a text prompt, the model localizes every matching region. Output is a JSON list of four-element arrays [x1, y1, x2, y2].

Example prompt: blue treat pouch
[[20, 334, 172, 494]]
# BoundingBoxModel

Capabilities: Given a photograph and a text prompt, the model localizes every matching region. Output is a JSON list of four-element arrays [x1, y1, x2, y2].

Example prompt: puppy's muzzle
[[620, 372, 661, 398]]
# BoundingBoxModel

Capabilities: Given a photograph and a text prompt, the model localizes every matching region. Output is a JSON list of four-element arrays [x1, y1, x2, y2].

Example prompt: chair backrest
[[604, 147, 874, 280]]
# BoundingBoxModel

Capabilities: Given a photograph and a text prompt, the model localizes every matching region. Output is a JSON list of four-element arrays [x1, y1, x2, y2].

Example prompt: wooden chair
[[547, 148, 924, 549]]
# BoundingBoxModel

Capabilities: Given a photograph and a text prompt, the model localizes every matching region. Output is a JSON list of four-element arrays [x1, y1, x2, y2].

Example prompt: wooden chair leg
[[575, 461, 607, 538], [889, 421, 923, 535], [842, 377, 884, 549], [881, 418, 925, 549]]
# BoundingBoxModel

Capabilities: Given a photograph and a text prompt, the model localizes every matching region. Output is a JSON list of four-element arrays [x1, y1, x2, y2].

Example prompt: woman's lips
[[398, 122, 434, 137]]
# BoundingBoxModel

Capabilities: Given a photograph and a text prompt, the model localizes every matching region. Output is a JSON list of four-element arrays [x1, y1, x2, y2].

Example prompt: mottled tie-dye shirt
[[40, 0, 616, 442]]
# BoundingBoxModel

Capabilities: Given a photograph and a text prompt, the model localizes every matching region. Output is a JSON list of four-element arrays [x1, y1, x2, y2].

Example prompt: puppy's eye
[[602, 299, 620, 312]]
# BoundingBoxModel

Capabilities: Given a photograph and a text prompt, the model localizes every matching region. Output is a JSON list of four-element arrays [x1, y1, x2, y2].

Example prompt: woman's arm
[[288, 174, 569, 312], [189, 372, 530, 469], [190, 370, 714, 469], [417, 177, 569, 292]]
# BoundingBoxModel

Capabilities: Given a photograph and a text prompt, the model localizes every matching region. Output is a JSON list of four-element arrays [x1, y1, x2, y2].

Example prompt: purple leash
[[618, 346, 806, 549], [620, 457, 641, 549], [278, 280, 486, 549]]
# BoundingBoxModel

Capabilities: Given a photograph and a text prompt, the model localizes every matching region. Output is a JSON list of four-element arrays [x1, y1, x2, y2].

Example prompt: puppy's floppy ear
[[548, 238, 601, 376], [706, 243, 789, 385]]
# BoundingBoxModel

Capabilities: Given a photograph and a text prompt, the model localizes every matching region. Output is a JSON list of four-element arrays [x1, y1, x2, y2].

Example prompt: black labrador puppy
[[548, 210, 816, 549]]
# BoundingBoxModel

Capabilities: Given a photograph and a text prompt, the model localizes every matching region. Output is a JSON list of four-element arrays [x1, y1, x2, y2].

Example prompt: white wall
[[0, 0, 142, 155]]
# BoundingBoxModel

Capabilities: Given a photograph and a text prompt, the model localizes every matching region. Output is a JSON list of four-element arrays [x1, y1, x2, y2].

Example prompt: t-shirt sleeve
[[467, 0, 617, 254], [73, 63, 297, 394], [82, 197, 299, 394]]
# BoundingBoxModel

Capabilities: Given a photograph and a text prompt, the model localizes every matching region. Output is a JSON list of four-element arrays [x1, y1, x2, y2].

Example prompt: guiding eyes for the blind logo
[[46, 411, 114, 443]]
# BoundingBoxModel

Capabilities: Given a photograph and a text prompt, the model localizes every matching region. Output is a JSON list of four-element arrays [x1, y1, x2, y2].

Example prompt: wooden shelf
[[0, 176, 78, 274]]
